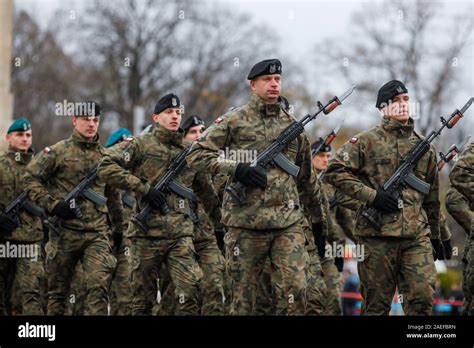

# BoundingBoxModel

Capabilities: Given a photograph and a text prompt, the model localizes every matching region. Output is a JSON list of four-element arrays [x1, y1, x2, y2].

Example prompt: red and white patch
[[43, 146, 51, 154], [214, 117, 223, 124], [124, 137, 133, 142], [350, 137, 358, 144]]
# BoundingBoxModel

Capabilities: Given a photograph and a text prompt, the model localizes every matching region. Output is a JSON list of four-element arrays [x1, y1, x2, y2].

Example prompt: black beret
[[181, 115, 205, 133], [375, 80, 408, 108], [311, 138, 332, 157], [247, 59, 282, 80], [76, 101, 101, 117], [154, 93, 181, 114]]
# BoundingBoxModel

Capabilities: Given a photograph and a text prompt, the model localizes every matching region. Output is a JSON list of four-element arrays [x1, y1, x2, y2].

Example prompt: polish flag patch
[[350, 137, 358, 144], [214, 117, 223, 124], [43, 147, 51, 154]]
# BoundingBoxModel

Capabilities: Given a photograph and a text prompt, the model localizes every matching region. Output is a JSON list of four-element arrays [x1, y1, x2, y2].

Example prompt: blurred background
[[0, 0, 473, 314]]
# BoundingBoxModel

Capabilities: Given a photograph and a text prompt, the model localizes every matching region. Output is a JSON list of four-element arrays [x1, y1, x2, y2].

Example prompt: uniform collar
[[71, 128, 100, 149], [153, 123, 184, 147], [6, 145, 34, 164], [248, 93, 281, 118], [381, 115, 415, 137]]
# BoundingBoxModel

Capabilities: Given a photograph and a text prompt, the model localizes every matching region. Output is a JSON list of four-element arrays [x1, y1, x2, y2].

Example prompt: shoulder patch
[[43, 146, 52, 154], [124, 137, 134, 142], [214, 117, 224, 124], [350, 137, 358, 144]]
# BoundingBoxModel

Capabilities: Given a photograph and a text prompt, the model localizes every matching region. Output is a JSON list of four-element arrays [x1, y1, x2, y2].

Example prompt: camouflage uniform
[[319, 174, 344, 315], [325, 116, 439, 315], [186, 93, 325, 315], [108, 191, 134, 316], [98, 124, 221, 315], [446, 143, 474, 314], [157, 199, 226, 315], [23, 129, 121, 315], [0, 146, 45, 315]]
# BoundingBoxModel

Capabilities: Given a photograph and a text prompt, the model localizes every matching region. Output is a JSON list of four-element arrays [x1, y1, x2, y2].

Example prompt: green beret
[[7, 118, 31, 134]]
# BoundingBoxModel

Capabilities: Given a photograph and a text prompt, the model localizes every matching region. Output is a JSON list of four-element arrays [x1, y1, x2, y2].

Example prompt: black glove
[[234, 163, 267, 189], [371, 190, 399, 213], [430, 239, 442, 261], [214, 227, 226, 252], [0, 212, 19, 235], [113, 232, 123, 254], [334, 256, 344, 272], [438, 239, 453, 260], [147, 188, 168, 212], [52, 200, 77, 220], [312, 222, 326, 258]]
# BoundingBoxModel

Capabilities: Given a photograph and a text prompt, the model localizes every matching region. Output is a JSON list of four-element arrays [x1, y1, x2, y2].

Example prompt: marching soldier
[[97, 94, 221, 315], [446, 142, 473, 315], [105, 128, 134, 316], [186, 59, 326, 315], [311, 139, 344, 315], [158, 115, 226, 315], [325, 80, 440, 315], [0, 118, 45, 315], [23, 103, 121, 315]]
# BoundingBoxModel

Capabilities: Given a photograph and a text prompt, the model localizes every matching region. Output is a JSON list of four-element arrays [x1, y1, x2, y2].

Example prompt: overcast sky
[[14, 0, 473, 132]]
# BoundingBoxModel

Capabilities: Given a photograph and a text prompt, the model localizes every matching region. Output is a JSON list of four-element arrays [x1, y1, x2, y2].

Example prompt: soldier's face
[[381, 93, 410, 124], [73, 116, 100, 138], [312, 152, 331, 171], [184, 125, 205, 142], [250, 74, 281, 103], [153, 108, 182, 132], [5, 130, 32, 151]]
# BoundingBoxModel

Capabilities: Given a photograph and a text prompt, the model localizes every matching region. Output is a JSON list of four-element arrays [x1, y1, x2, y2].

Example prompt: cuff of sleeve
[[219, 160, 238, 177], [360, 186, 377, 204], [46, 198, 60, 215]]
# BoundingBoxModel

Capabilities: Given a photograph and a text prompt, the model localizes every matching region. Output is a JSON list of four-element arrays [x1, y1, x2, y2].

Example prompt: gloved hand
[[312, 222, 326, 258], [234, 163, 267, 189], [52, 200, 77, 220], [113, 232, 123, 254], [214, 227, 226, 252], [0, 212, 19, 235], [438, 239, 453, 260], [334, 257, 344, 272], [371, 190, 399, 213], [430, 239, 442, 261], [147, 188, 168, 212]]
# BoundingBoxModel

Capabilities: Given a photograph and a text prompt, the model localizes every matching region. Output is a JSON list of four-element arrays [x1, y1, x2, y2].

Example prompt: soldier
[[158, 115, 226, 315], [311, 139, 344, 315], [446, 142, 473, 315], [97, 94, 221, 315], [105, 128, 134, 316], [186, 59, 326, 315], [23, 103, 121, 315], [325, 80, 440, 315], [0, 118, 45, 315]]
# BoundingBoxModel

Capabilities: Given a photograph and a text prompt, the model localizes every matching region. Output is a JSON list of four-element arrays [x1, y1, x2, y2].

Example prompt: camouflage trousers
[[357, 235, 435, 315], [109, 237, 133, 316], [224, 223, 306, 315], [67, 262, 86, 315], [321, 255, 343, 315], [0, 241, 45, 315], [462, 237, 473, 315], [157, 238, 225, 315], [45, 228, 116, 315], [130, 236, 201, 315], [305, 247, 326, 315]]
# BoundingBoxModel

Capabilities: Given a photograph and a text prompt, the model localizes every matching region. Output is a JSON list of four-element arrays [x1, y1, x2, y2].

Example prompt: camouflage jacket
[[325, 116, 440, 239], [317, 171, 347, 244], [23, 129, 123, 232], [447, 143, 474, 235], [0, 146, 43, 242], [97, 124, 221, 239], [186, 93, 324, 230], [445, 186, 473, 235]]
